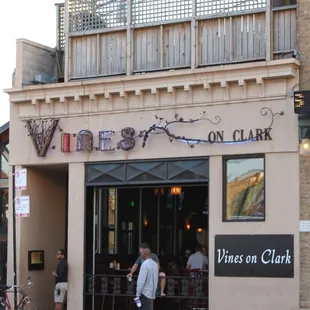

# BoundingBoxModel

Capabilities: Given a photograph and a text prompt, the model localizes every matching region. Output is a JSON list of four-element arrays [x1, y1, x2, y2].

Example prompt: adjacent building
[[295, 1, 310, 309], [4, 1, 302, 310], [0, 122, 9, 284]]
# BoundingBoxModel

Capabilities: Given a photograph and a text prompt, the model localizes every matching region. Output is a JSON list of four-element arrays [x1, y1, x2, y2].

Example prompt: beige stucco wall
[[21, 167, 66, 310], [64, 151, 300, 310], [7, 166, 21, 292], [210, 153, 300, 310], [67, 163, 84, 310], [7, 58, 300, 166], [6, 58, 301, 310], [9, 96, 299, 165], [7, 167, 66, 310]]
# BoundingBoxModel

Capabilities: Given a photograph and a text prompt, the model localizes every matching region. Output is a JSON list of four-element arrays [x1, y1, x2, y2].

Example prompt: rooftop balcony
[[44, 0, 297, 84], [7, 0, 298, 124]]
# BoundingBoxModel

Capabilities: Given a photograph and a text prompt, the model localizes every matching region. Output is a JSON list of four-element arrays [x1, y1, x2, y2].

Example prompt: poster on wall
[[15, 168, 27, 190], [15, 196, 30, 217], [214, 235, 294, 278]]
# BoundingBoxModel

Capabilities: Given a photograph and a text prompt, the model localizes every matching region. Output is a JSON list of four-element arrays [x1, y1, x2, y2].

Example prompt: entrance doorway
[[85, 184, 209, 310]]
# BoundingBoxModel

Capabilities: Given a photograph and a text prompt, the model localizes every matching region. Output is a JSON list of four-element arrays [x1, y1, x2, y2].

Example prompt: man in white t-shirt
[[136, 248, 159, 310], [186, 244, 208, 270]]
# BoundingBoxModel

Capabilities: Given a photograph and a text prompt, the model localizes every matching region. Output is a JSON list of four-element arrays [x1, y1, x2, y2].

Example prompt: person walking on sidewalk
[[127, 242, 166, 296], [136, 247, 158, 310], [53, 249, 68, 310]]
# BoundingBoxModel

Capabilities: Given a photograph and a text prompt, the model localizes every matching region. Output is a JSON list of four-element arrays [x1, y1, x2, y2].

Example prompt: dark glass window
[[0, 189, 8, 230], [223, 156, 265, 222], [0, 154, 8, 189], [0, 142, 9, 231], [0, 155, 8, 177]]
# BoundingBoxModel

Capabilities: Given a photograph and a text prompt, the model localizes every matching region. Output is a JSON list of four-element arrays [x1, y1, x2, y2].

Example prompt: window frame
[[222, 154, 266, 223]]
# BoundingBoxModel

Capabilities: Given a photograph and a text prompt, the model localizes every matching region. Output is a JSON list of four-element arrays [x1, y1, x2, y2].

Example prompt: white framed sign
[[15, 196, 30, 217], [15, 169, 27, 190], [300, 220, 310, 232]]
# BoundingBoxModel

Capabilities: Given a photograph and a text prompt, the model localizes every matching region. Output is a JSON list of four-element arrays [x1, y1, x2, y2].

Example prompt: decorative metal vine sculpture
[[140, 107, 284, 148]]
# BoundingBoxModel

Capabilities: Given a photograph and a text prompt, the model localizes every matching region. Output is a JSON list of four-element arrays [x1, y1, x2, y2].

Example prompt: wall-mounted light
[[185, 218, 191, 230], [301, 129, 310, 151], [143, 215, 148, 227], [197, 228, 202, 233], [171, 186, 182, 196], [154, 188, 165, 196], [302, 139, 310, 150]]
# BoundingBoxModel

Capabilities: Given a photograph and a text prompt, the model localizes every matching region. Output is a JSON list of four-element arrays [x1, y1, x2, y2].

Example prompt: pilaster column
[[67, 163, 85, 310]]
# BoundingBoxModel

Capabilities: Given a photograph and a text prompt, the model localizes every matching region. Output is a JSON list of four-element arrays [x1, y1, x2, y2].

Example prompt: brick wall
[[297, 0, 310, 90], [299, 1, 310, 305], [300, 155, 310, 308]]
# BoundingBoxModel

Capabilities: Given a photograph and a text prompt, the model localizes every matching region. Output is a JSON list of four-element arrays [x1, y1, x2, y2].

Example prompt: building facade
[[296, 1, 310, 309], [5, 1, 301, 310], [0, 122, 8, 284]]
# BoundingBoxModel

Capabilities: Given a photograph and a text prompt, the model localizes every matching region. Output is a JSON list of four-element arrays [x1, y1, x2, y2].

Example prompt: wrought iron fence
[[84, 274, 208, 309], [68, 0, 267, 32]]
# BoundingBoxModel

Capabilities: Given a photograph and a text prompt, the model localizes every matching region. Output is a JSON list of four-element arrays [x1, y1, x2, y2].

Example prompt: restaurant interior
[[84, 184, 209, 309]]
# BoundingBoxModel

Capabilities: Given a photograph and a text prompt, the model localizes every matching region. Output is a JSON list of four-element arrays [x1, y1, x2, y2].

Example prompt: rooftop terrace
[[15, 0, 298, 87]]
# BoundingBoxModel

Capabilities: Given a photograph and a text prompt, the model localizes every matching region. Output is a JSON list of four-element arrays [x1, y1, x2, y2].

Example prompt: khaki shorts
[[54, 282, 67, 303]]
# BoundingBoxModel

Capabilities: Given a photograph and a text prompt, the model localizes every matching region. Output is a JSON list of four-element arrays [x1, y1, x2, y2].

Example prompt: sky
[[0, 0, 264, 128], [0, 0, 63, 127]]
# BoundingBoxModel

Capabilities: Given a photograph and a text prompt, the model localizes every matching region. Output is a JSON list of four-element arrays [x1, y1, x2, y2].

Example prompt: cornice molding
[[17, 95, 287, 121], [5, 59, 299, 105]]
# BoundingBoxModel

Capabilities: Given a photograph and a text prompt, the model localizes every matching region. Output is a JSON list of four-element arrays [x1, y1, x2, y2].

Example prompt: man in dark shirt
[[53, 249, 68, 310]]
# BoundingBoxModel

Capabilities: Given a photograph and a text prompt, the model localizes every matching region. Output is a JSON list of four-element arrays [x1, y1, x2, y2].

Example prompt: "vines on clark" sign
[[214, 234, 294, 278]]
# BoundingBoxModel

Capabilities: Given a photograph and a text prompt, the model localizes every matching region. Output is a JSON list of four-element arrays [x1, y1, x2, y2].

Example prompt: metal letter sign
[[25, 119, 59, 157], [15, 169, 27, 190]]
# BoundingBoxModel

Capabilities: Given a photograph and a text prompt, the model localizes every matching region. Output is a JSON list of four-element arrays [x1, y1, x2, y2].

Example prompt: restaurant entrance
[[84, 158, 209, 310]]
